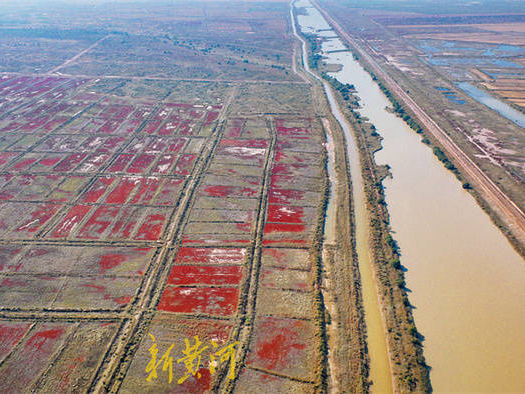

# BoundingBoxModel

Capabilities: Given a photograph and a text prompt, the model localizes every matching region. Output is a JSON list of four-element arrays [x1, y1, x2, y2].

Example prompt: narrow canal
[[292, 2, 393, 392]]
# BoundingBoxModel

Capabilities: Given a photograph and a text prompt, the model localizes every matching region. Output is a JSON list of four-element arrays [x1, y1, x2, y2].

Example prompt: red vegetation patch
[[166, 137, 187, 153], [79, 281, 133, 306], [105, 178, 138, 204], [54, 153, 88, 172], [142, 120, 162, 135], [108, 207, 140, 240], [26, 328, 64, 351], [77, 153, 110, 172], [157, 286, 239, 316], [268, 188, 305, 205], [77, 205, 120, 239], [269, 174, 295, 188], [51, 205, 92, 238], [0, 246, 23, 271], [175, 247, 246, 264], [267, 204, 304, 224], [264, 223, 306, 233], [13, 157, 38, 171], [247, 317, 308, 371], [174, 154, 196, 175], [167, 265, 243, 286], [272, 163, 307, 176], [151, 154, 177, 174], [95, 248, 153, 274], [127, 154, 155, 174], [81, 177, 114, 203], [204, 111, 219, 125], [97, 136, 126, 153], [219, 139, 268, 148], [98, 119, 122, 134], [98, 254, 127, 274], [15, 204, 61, 235], [107, 154, 134, 172], [1, 277, 26, 287], [38, 156, 62, 168], [134, 212, 167, 241], [177, 367, 211, 393], [0, 152, 18, 166], [0, 323, 70, 392], [0, 322, 31, 360], [202, 185, 258, 198], [130, 177, 161, 204], [274, 118, 311, 139]]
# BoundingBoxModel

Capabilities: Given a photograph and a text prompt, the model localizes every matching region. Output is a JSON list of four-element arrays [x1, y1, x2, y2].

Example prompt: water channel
[[293, 2, 393, 392], [458, 81, 525, 129], [295, 1, 525, 392]]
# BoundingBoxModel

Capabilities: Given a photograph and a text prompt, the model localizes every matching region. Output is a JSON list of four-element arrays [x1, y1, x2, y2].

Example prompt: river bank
[[294, 1, 430, 391], [309, 1, 525, 391]]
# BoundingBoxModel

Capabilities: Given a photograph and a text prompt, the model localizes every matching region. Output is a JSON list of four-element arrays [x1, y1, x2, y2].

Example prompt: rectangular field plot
[[0, 202, 62, 239], [266, 181, 322, 210], [0, 321, 32, 362], [0, 276, 65, 309], [245, 316, 317, 381], [261, 248, 312, 271], [262, 222, 315, 244], [166, 265, 243, 286], [255, 288, 314, 320], [0, 175, 63, 202], [185, 221, 254, 235], [48, 176, 90, 202], [120, 315, 233, 393], [271, 161, 323, 179], [181, 234, 252, 246], [235, 368, 314, 393], [201, 174, 262, 189], [198, 184, 259, 198], [206, 163, 265, 178], [34, 322, 118, 393], [52, 277, 140, 309], [0, 322, 76, 393], [269, 174, 323, 192], [188, 209, 256, 223], [157, 286, 239, 316], [266, 204, 317, 225], [0, 245, 156, 276], [259, 266, 311, 291], [193, 197, 258, 211], [49, 205, 173, 241], [173, 247, 246, 265]]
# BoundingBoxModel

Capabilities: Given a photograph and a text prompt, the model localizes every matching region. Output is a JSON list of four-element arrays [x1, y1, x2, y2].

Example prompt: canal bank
[[293, 1, 395, 392]]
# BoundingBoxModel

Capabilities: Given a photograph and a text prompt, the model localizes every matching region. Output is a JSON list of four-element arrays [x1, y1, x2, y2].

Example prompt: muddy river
[[295, 1, 525, 392]]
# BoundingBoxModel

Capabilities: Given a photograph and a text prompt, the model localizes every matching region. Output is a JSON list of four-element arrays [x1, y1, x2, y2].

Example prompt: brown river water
[[295, 1, 525, 392]]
